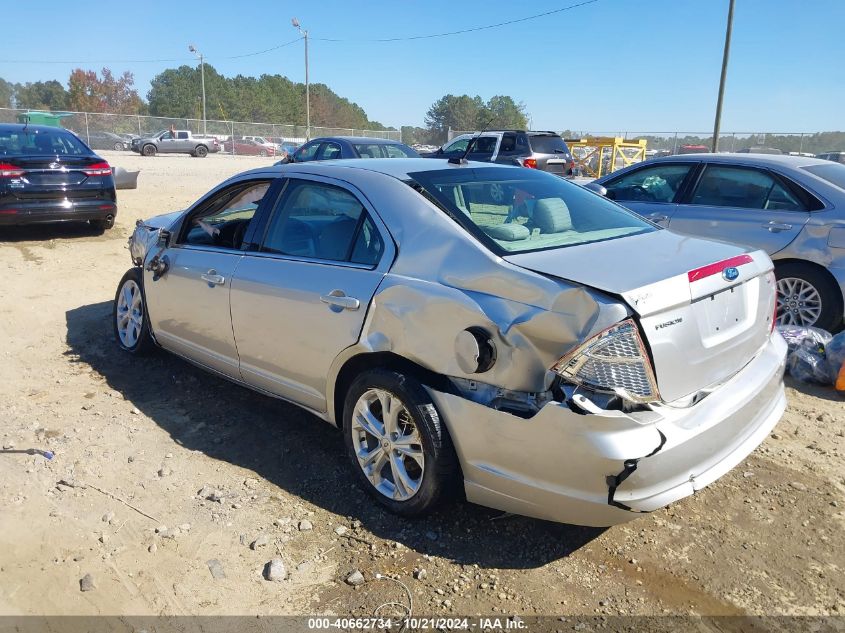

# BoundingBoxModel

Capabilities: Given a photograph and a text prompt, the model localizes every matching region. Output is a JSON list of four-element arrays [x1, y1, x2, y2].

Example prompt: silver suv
[[425, 130, 575, 177]]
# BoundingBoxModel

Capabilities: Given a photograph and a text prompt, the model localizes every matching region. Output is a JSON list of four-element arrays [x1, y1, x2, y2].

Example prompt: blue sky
[[1, 0, 842, 132]]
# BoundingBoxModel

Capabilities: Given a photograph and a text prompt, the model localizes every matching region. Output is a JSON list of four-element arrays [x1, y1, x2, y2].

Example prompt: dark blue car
[[277, 136, 418, 164]]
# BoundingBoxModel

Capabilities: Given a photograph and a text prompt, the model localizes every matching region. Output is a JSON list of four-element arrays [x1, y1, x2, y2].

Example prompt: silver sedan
[[594, 154, 845, 331], [115, 158, 786, 527]]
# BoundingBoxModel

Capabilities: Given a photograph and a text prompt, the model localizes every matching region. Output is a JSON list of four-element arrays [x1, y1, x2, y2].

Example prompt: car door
[[144, 178, 274, 378], [668, 163, 812, 254], [601, 162, 696, 226], [158, 132, 177, 153], [175, 131, 192, 152], [230, 175, 394, 412]]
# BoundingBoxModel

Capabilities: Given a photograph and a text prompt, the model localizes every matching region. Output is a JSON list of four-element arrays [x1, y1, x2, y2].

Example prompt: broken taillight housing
[[552, 319, 660, 404]]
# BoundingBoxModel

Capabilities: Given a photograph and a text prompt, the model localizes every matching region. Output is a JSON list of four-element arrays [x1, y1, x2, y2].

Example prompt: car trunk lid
[[505, 230, 776, 402], [3, 155, 104, 199]]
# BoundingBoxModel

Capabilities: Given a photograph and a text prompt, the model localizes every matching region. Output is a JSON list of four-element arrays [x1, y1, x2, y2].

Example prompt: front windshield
[[408, 166, 656, 254]]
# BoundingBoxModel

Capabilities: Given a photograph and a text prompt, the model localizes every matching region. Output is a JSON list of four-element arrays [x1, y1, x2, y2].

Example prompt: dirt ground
[[0, 151, 843, 620]]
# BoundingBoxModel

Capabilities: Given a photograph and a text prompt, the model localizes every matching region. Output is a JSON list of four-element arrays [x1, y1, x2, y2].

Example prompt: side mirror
[[436, 147, 443, 155], [584, 182, 608, 197], [156, 228, 171, 248]]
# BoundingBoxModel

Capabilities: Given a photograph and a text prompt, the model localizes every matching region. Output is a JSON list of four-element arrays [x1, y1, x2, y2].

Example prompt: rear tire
[[141, 144, 156, 157], [113, 268, 155, 355], [195, 145, 208, 158], [343, 369, 458, 518], [775, 261, 843, 331]]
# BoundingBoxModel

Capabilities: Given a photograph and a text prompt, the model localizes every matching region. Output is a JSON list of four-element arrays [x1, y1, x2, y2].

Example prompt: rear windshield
[[528, 134, 569, 155], [803, 163, 845, 191], [408, 167, 655, 255], [353, 143, 418, 158], [0, 128, 91, 156]]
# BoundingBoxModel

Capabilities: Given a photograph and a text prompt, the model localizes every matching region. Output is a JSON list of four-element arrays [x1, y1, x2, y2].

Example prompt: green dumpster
[[16, 111, 73, 127]]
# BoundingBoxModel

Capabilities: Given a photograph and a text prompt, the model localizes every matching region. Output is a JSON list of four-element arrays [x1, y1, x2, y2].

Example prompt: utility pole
[[189, 44, 207, 136], [292, 18, 310, 140], [711, 0, 735, 153]]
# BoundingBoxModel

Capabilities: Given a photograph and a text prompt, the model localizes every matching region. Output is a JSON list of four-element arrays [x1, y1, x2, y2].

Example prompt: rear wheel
[[113, 268, 154, 355], [343, 369, 458, 517], [775, 261, 843, 331], [195, 145, 208, 158], [141, 144, 156, 157]]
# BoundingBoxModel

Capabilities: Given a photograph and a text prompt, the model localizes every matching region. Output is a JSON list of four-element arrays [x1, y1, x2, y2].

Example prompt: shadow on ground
[[65, 299, 605, 570]]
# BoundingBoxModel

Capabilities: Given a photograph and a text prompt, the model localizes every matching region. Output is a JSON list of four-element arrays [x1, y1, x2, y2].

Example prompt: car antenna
[[449, 116, 494, 165]]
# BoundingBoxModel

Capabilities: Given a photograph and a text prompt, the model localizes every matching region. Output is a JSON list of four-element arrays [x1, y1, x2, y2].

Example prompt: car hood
[[127, 210, 184, 265]]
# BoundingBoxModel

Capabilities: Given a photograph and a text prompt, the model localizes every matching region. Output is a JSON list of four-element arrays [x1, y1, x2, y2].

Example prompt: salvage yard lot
[[0, 152, 843, 616]]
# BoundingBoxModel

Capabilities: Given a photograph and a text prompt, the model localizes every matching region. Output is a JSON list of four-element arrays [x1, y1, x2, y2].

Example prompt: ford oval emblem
[[722, 267, 739, 282]]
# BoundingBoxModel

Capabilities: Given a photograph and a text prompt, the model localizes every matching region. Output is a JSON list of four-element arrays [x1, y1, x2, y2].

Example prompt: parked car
[[242, 135, 283, 154], [84, 131, 130, 151], [115, 158, 785, 527], [0, 123, 116, 231], [130, 129, 219, 157], [737, 147, 783, 155], [677, 144, 710, 155], [223, 138, 277, 157], [281, 137, 418, 163], [593, 153, 845, 330], [816, 151, 845, 164], [423, 130, 575, 177]]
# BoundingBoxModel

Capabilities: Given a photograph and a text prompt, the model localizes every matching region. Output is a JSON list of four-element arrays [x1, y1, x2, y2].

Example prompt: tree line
[[0, 67, 529, 143]]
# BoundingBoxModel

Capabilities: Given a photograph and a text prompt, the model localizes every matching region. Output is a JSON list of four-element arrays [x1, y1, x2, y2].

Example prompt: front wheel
[[258, 149, 267, 157], [775, 262, 843, 331], [113, 141, 124, 151], [113, 268, 155, 355], [343, 369, 458, 517], [141, 144, 156, 157]]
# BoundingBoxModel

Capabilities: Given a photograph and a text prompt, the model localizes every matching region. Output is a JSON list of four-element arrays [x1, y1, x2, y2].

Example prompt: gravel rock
[[345, 570, 365, 586], [157, 467, 172, 478], [101, 511, 115, 523], [298, 520, 313, 532], [207, 559, 226, 580], [264, 558, 286, 582], [79, 573, 95, 592], [413, 568, 427, 580], [274, 517, 291, 527], [148, 543, 157, 553], [251, 534, 270, 550], [334, 525, 348, 536], [790, 481, 808, 492]]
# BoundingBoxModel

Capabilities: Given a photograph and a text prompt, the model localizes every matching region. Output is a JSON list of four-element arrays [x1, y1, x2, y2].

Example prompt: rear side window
[[605, 164, 693, 203], [528, 134, 569, 155], [0, 129, 90, 156], [690, 165, 805, 211]]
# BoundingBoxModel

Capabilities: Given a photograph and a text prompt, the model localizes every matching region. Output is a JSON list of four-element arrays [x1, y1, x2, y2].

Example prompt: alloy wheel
[[776, 276, 822, 327], [116, 279, 144, 348], [350, 388, 425, 501]]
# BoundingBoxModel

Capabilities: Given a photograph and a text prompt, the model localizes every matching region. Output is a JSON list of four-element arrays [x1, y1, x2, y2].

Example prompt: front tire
[[343, 369, 458, 517], [141, 144, 156, 157], [113, 268, 154, 355], [113, 141, 124, 151], [775, 261, 843, 331]]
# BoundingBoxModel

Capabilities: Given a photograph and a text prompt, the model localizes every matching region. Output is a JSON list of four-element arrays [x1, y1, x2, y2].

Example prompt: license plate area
[[693, 282, 753, 347]]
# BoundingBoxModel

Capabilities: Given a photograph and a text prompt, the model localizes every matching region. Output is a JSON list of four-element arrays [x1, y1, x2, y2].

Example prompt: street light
[[188, 44, 207, 136], [291, 17, 310, 140]]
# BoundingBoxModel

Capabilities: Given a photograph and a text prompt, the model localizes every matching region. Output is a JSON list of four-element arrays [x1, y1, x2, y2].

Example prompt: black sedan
[[84, 130, 130, 151], [0, 124, 117, 231], [278, 136, 418, 164]]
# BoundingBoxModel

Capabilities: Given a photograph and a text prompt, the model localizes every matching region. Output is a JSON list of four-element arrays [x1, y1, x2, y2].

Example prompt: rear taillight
[[521, 158, 538, 169], [552, 319, 660, 404], [0, 163, 24, 178], [83, 162, 112, 177], [767, 270, 778, 333]]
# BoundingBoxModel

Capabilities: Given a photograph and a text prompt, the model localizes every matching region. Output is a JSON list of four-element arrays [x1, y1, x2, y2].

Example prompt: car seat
[[317, 215, 359, 260]]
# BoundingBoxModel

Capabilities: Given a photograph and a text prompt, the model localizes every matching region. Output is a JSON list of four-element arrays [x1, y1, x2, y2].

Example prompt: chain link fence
[[0, 108, 401, 156]]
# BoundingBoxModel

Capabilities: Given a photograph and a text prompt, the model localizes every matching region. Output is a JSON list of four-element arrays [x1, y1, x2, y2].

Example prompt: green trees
[[14, 80, 69, 111], [424, 94, 528, 143]]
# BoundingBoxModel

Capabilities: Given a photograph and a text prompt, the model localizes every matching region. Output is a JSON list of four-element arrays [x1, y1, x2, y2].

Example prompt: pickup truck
[[130, 130, 219, 157]]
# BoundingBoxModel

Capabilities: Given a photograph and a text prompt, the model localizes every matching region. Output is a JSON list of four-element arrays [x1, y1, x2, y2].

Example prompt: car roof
[[0, 123, 73, 134], [643, 152, 832, 168], [314, 136, 405, 145]]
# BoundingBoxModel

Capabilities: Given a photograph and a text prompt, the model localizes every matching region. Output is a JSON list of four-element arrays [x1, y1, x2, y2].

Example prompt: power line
[[0, 37, 303, 65], [312, 0, 600, 42]]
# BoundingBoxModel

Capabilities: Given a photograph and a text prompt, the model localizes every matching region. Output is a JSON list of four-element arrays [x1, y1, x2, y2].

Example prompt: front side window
[[261, 180, 381, 265], [182, 180, 271, 249], [605, 164, 693, 203], [409, 167, 655, 255], [443, 138, 469, 154], [294, 142, 320, 162], [320, 142, 342, 160], [470, 136, 497, 155], [690, 165, 805, 211]]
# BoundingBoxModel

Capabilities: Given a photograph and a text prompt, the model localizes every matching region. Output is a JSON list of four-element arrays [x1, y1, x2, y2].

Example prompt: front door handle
[[320, 290, 360, 311], [201, 270, 225, 286], [763, 221, 793, 232]]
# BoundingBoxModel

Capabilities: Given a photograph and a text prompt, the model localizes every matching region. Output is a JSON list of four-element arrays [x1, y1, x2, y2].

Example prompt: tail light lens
[[552, 319, 660, 404], [0, 163, 24, 178], [767, 270, 778, 333], [83, 162, 112, 177], [521, 158, 538, 169]]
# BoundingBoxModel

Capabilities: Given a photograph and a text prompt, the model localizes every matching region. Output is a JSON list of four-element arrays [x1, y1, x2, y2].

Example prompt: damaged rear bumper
[[427, 332, 787, 527]]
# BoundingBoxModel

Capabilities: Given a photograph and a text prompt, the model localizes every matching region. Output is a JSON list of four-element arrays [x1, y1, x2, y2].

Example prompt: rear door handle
[[200, 270, 225, 286], [763, 221, 793, 232], [320, 290, 360, 311]]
